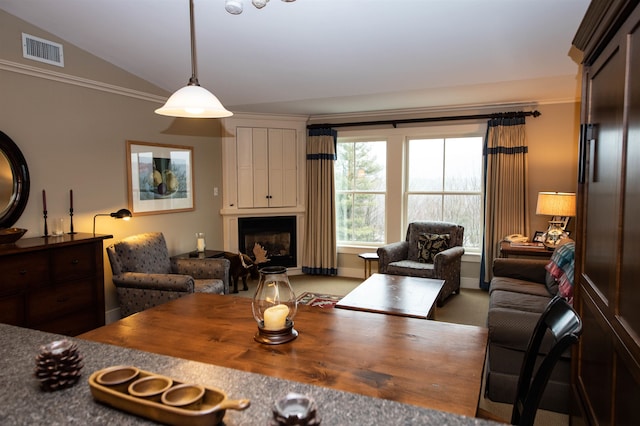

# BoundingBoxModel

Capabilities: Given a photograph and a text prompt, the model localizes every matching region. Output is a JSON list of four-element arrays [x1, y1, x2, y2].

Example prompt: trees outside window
[[335, 140, 386, 244]]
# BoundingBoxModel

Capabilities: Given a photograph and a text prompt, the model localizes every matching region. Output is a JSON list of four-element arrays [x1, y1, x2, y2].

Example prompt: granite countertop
[[0, 324, 496, 425]]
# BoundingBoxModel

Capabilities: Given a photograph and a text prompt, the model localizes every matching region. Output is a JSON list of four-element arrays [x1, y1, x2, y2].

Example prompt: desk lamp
[[93, 209, 132, 235]]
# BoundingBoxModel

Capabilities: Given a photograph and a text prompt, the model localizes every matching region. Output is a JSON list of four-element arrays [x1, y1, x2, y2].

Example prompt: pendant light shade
[[155, 84, 232, 118], [155, 0, 232, 118]]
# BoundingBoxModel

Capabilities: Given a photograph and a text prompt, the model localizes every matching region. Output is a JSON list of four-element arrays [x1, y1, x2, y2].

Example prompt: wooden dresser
[[0, 233, 112, 336]]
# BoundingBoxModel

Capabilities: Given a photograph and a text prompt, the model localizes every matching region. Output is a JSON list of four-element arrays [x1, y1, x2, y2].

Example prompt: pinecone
[[34, 339, 84, 392]]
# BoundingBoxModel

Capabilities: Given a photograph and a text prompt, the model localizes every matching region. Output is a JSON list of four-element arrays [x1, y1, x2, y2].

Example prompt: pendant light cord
[[188, 0, 199, 86]]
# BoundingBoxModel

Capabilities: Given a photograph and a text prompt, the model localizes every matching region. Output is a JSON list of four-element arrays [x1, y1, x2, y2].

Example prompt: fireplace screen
[[238, 216, 296, 267]]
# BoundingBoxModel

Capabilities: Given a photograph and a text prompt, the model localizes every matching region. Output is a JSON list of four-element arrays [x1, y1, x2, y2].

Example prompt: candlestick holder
[[43, 210, 48, 237], [252, 266, 298, 345], [254, 319, 298, 345], [68, 208, 77, 234]]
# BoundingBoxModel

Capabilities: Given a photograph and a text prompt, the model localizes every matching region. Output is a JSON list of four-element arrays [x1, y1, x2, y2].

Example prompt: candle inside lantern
[[196, 232, 205, 252], [263, 304, 289, 330]]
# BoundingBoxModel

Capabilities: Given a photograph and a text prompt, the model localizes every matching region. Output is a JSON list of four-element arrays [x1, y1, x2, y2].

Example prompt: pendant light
[[155, 0, 233, 118]]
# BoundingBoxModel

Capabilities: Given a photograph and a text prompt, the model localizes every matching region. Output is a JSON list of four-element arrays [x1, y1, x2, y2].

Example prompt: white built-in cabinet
[[237, 127, 298, 208], [220, 114, 307, 258]]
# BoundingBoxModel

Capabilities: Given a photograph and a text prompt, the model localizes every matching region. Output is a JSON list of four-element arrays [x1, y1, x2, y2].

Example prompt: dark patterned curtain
[[302, 128, 338, 275], [480, 116, 529, 289]]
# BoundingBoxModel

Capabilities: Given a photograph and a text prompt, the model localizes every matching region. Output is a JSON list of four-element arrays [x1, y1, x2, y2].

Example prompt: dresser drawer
[[0, 293, 26, 326], [0, 252, 49, 293], [51, 244, 96, 282], [32, 308, 98, 336], [28, 279, 95, 323]]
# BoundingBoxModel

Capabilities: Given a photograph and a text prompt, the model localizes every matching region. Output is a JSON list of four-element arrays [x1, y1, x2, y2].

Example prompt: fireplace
[[238, 216, 297, 267]]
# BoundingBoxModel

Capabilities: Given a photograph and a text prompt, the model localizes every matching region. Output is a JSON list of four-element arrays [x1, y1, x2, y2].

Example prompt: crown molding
[[0, 59, 167, 104]]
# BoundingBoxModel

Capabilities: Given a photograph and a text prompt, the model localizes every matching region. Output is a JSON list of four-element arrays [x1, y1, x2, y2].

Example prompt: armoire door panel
[[580, 297, 614, 426], [620, 17, 640, 348], [615, 358, 640, 425], [584, 42, 624, 304]]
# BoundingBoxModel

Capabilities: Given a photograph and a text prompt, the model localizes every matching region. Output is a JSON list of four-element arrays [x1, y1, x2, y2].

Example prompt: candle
[[70, 189, 73, 210], [263, 304, 289, 330], [196, 232, 206, 252], [42, 189, 47, 211]]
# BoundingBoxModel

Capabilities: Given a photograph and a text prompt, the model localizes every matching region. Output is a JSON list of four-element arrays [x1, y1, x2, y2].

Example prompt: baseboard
[[105, 308, 121, 325]]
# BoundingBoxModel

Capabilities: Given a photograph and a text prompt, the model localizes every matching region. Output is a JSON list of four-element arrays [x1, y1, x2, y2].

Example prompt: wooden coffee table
[[335, 273, 445, 319]]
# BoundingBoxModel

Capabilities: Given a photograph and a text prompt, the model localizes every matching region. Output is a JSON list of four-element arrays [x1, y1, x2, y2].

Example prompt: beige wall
[[1, 10, 581, 315], [1, 11, 226, 321]]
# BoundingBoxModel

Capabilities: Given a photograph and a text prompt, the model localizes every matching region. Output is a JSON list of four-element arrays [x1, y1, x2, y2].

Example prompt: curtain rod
[[306, 110, 541, 130]]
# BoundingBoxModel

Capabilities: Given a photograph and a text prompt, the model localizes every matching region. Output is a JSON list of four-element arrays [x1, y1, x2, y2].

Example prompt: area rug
[[296, 292, 342, 308]]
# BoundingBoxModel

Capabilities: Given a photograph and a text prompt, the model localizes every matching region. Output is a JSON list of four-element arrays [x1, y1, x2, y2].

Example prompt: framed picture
[[533, 231, 545, 243], [551, 216, 571, 230], [126, 140, 194, 215]]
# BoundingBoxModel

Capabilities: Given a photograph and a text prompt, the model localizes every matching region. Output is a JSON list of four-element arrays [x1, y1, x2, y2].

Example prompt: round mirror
[[0, 131, 30, 229]]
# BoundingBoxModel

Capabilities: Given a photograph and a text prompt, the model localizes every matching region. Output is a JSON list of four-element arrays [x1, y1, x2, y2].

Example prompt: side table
[[172, 249, 225, 260], [499, 241, 552, 258], [358, 252, 379, 279]]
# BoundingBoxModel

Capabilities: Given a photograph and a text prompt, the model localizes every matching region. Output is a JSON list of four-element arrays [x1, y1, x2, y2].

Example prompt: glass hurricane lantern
[[252, 266, 298, 345]]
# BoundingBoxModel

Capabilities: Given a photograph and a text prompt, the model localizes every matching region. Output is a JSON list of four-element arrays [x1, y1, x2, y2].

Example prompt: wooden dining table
[[80, 293, 488, 417]]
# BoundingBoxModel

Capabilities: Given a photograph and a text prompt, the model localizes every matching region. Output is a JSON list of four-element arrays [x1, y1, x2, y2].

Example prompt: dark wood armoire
[[572, 0, 640, 424]]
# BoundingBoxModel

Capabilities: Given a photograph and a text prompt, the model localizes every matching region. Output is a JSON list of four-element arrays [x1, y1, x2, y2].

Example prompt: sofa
[[486, 240, 575, 413], [377, 221, 465, 306], [106, 232, 230, 317]]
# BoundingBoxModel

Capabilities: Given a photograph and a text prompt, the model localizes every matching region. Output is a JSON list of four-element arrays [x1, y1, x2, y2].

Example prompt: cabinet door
[[579, 35, 625, 426], [237, 127, 256, 208], [268, 128, 297, 207], [583, 44, 624, 304], [252, 128, 269, 207]]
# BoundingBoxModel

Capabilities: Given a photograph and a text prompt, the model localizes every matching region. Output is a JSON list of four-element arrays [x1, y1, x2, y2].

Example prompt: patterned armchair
[[106, 232, 230, 317], [377, 221, 464, 305]]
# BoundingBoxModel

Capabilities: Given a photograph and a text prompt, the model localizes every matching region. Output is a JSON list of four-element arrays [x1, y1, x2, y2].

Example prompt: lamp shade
[[536, 192, 576, 217], [155, 85, 233, 118]]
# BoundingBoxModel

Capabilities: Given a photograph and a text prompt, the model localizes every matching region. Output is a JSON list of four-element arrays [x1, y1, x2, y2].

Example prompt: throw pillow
[[417, 233, 450, 263]]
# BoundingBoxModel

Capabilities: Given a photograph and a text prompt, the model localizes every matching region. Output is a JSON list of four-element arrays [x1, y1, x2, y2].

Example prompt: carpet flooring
[[234, 273, 568, 426]]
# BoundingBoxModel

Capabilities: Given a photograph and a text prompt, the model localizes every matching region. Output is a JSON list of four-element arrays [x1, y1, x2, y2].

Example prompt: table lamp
[[536, 192, 576, 249]]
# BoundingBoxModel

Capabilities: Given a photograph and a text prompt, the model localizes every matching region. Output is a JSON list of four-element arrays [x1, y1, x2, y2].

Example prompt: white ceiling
[[1, 0, 590, 117]]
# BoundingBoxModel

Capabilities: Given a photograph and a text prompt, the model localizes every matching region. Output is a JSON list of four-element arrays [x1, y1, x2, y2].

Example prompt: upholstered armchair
[[377, 221, 464, 305], [106, 232, 230, 317]]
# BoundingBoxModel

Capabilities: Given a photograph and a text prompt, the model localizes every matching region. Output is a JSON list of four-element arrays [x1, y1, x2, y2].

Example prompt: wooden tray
[[89, 367, 250, 426]]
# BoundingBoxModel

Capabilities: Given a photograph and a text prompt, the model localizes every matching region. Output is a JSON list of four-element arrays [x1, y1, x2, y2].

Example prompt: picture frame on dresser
[[533, 231, 545, 243], [126, 140, 194, 215]]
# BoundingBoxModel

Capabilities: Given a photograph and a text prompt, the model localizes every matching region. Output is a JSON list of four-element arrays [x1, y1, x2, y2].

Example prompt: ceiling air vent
[[22, 33, 64, 67]]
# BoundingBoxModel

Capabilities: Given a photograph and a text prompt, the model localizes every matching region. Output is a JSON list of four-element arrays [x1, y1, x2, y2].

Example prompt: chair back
[[107, 232, 172, 275], [405, 221, 464, 261], [511, 296, 582, 426]]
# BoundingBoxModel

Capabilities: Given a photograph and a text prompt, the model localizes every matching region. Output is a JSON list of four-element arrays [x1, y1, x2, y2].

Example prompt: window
[[406, 137, 483, 251], [335, 140, 386, 244]]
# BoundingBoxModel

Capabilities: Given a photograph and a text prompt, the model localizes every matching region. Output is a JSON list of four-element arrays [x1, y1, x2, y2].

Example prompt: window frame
[[334, 137, 387, 246], [404, 135, 485, 253], [335, 123, 486, 254]]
